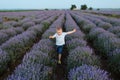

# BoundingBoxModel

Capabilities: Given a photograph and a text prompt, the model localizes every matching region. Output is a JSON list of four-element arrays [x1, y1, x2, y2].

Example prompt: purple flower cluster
[[84, 12, 120, 26], [3, 21, 21, 27], [73, 12, 120, 75], [0, 48, 10, 75], [108, 26, 120, 35], [68, 64, 111, 80], [22, 21, 35, 30], [82, 14, 112, 30], [65, 12, 100, 74], [0, 27, 24, 45], [42, 14, 65, 39], [41, 15, 58, 28], [66, 38, 87, 51], [0, 17, 3, 24], [94, 32, 120, 56], [67, 46, 100, 70], [108, 48, 120, 73], [70, 12, 96, 33], [0, 30, 36, 59], [0, 30, 37, 74], [6, 14, 63, 79], [98, 22, 112, 30], [33, 18, 46, 24], [0, 32, 9, 45], [88, 27, 106, 41], [7, 64, 52, 80]]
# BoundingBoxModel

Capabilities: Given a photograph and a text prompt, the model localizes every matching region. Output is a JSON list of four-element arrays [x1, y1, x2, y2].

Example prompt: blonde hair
[[56, 27, 62, 30]]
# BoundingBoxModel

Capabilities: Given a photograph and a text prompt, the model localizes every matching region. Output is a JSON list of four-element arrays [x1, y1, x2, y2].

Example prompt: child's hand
[[73, 29, 76, 32], [49, 36, 53, 39], [49, 36, 52, 38]]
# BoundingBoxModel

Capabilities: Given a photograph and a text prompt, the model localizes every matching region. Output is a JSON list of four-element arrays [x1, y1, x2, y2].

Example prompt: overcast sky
[[0, 0, 119, 9]]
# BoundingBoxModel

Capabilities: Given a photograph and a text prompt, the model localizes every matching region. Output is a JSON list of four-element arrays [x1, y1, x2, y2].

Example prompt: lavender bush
[[7, 64, 52, 80], [68, 64, 111, 80], [70, 12, 96, 33], [0, 32, 9, 45], [31, 39, 56, 58], [98, 22, 112, 30], [0, 27, 24, 45], [42, 14, 65, 39], [88, 27, 106, 41], [1, 28, 17, 37], [108, 26, 120, 34], [65, 13, 80, 31], [82, 21, 96, 33], [0, 48, 10, 75], [13, 27, 24, 34], [67, 46, 100, 70], [66, 38, 87, 51], [41, 15, 57, 28], [22, 21, 35, 30], [94, 32, 120, 56], [0, 31, 36, 61], [108, 48, 120, 74], [65, 31, 85, 41]]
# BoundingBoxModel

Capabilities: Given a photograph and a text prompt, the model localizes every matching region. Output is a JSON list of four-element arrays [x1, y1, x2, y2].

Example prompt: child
[[49, 27, 76, 64]]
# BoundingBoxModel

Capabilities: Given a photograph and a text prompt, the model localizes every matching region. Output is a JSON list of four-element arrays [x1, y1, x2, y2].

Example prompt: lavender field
[[0, 10, 120, 80]]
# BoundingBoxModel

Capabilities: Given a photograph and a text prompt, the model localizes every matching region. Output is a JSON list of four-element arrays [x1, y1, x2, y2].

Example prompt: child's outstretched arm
[[66, 29, 76, 35], [49, 33, 56, 39], [49, 36, 55, 39]]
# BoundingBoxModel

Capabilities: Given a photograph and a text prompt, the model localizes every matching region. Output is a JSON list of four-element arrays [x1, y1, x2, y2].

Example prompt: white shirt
[[53, 32, 67, 46]]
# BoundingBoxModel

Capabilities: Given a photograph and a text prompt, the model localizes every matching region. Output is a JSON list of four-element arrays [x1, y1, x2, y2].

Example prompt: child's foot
[[58, 60, 61, 64]]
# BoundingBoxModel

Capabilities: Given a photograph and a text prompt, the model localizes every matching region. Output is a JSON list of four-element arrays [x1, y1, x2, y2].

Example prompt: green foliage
[[89, 7, 93, 10], [81, 4, 87, 10], [70, 4, 77, 10], [97, 8, 100, 10]]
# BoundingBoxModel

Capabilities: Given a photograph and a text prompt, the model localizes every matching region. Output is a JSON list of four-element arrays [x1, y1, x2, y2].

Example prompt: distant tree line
[[70, 4, 100, 10]]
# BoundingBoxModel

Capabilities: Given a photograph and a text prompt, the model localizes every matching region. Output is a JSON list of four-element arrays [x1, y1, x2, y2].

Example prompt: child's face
[[56, 29, 62, 35]]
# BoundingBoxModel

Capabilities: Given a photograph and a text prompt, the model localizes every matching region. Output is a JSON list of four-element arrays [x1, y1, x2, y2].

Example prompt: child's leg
[[58, 54, 62, 62], [56, 45, 64, 64]]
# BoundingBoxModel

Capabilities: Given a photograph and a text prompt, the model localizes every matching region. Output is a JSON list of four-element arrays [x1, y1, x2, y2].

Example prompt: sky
[[0, 0, 119, 9]]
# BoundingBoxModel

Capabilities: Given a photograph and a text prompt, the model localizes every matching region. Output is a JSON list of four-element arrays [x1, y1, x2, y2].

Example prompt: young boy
[[49, 27, 76, 64]]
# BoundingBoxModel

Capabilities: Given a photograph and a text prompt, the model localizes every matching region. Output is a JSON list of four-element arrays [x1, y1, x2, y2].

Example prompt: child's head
[[56, 27, 62, 35]]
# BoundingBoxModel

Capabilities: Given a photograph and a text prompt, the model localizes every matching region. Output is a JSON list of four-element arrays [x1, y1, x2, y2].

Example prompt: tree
[[97, 8, 100, 11], [45, 8, 48, 10], [81, 4, 87, 10], [70, 5, 77, 10], [89, 7, 93, 10]]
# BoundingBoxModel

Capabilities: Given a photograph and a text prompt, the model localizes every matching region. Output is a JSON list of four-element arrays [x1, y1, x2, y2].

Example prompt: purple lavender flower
[[67, 46, 100, 70], [7, 64, 52, 80], [98, 22, 112, 30], [88, 27, 106, 41], [0, 32, 9, 45], [22, 21, 35, 30], [108, 26, 120, 34], [66, 38, 87, 51], [0, 48, 10, 75], [108, 48, 120, 74], [94, 32, 120, 56], [68, 64, 111, 80], [1, 28, 17, 37]]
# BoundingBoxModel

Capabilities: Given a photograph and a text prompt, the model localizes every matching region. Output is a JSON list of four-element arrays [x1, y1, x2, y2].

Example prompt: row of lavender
[[82, 10, 120, 16], [0, 11, 60, 77], [71, 11, 120, 76], [6, 13, 65, 80], [0, 11, 46, 29], [78, 12, 120, 38], [74, 11, 120, 74], [0, 13, 48, 45], [65, 12, 111, 80], [0, 11, 58, 45]]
